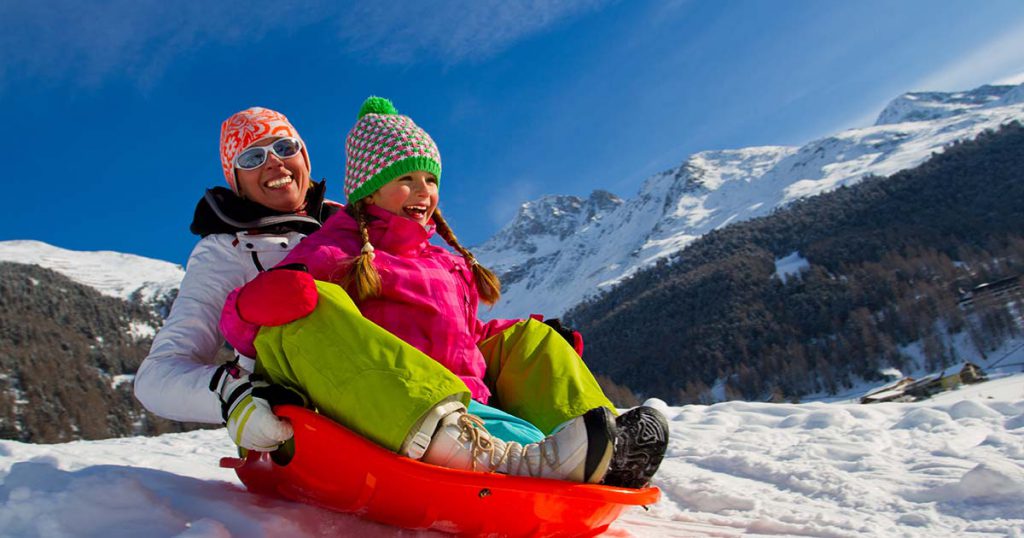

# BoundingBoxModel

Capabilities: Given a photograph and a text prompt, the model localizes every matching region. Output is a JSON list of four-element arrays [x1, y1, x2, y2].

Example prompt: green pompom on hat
[[357, 96, 399, 119], [344, 96, 441, 203]]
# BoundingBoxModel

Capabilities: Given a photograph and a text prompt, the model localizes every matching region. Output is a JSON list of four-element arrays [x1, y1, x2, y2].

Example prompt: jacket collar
[[190, 180, 337, 237], [335, 204, 437, 255]]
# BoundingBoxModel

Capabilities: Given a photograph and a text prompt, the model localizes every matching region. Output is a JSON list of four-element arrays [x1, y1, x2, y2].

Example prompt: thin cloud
[[820, 20, 1024, 136], [488, 177, 541, 229], [0, 0, 609, 90], [908, 20, 1024, 92], [336, 0, 610, 65], [994, 70, 1024, 86], [0, 0, 334, 90]]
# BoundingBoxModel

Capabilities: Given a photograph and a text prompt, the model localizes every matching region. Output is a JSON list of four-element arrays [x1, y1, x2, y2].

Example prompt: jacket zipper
[[452, 261, 473, 322]]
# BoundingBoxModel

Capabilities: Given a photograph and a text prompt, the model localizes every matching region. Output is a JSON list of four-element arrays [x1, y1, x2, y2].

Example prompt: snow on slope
[[476, 83, 1024, 319], [1, 373, 1021, 537], [0, 240, 183, 303]]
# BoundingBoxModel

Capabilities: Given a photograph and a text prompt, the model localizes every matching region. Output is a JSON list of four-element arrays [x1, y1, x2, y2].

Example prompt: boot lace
[[456, 413, 562, 477]]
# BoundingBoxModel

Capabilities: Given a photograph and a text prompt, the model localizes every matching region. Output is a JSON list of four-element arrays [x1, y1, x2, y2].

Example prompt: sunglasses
[[233, 137, 304, 170]]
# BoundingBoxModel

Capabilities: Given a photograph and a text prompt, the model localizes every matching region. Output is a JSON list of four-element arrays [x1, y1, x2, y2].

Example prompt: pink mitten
[[236, 264, 319, 326]]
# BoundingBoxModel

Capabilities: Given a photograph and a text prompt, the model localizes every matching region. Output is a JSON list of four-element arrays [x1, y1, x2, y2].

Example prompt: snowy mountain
[[2, 368, 1021, 537], [873, 84, 1015, 125], [476, 83, 1024, 319], [0, 262, 189, 442], [0, 240, 183, 305], [0, 241, 190, 442]]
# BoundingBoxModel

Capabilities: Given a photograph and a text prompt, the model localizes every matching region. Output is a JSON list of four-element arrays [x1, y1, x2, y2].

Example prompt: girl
[[219, 97, 667, 487]]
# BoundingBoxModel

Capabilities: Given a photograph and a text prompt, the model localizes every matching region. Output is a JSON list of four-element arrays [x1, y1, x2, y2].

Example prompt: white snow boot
[[420, 406, 615, 483]]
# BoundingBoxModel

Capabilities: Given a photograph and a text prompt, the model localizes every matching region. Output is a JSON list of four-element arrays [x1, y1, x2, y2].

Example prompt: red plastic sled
[[220, 405, 660, 537]]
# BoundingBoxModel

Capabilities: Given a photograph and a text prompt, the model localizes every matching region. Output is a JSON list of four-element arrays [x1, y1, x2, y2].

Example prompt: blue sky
[[3, 0, 1024, 266]]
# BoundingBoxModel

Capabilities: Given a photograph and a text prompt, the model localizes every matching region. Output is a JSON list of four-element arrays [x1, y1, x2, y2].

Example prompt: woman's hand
[[209, 361, 306, 451]]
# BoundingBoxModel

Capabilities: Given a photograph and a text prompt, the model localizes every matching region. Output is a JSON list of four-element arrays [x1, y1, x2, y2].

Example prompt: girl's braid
[[342, 200, 382, 300], [433, 208, 501, 306]]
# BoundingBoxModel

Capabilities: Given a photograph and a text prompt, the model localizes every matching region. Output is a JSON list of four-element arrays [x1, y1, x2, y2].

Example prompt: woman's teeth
[[265, 177, 293, 189]]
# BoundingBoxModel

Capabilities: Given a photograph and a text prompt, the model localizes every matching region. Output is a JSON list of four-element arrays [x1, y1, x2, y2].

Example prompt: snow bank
[[774, 251, 810, 283], [1, 374, 1021, 537]]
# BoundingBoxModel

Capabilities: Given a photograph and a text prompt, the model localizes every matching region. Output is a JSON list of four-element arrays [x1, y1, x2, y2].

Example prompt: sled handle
[[220, 448, 264, 469], [220, 456, 246, 469]]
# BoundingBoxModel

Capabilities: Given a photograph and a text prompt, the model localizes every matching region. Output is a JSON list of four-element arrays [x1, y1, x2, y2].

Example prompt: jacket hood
[[190, 180, 338, 237]]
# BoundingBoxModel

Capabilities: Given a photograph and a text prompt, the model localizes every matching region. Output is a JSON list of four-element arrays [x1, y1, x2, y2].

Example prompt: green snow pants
[[252, 281, 469, 452], [479, 319, 615, 434], [252, 281, 613, 452]]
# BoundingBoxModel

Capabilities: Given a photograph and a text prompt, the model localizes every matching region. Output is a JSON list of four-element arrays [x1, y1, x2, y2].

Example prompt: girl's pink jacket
[[221, 204, 518, 403]]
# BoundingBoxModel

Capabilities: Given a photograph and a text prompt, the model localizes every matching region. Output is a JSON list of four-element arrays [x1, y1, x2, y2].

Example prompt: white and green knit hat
[[344, 96, 442, 203]]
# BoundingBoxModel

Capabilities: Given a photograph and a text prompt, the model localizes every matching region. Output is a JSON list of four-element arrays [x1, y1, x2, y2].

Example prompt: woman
[[134, 107, 340, 450]]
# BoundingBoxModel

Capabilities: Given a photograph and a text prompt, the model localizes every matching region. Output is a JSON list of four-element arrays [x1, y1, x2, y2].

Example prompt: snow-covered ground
[[1, 371, 1021, 537]]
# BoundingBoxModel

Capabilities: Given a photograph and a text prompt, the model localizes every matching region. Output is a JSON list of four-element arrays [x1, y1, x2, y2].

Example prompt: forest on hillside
[[570, 122, 1024, 405], [0, 263, 215, 442]]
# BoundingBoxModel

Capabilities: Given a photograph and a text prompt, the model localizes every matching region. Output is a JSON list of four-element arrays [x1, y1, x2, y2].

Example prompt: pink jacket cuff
[[476, 317, 520, 342], [220, 288, 260, 358]]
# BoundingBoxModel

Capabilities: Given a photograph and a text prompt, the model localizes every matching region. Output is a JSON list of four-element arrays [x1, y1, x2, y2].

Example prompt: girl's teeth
[[266, 178, 292, 188]]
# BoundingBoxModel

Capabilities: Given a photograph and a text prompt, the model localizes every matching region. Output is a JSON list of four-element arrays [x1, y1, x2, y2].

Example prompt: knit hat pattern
[[344, 97, 441, 203], [220, 107, 309, 192]]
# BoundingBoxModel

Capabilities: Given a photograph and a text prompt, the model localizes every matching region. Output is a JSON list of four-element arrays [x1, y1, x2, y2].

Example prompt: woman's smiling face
[[367, 170, 439, 226], [234, 137, 311, 212]]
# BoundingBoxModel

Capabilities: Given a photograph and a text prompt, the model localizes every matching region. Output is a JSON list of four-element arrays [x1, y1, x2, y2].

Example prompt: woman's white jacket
[[134, 184, 337, 423], [134, 231, 304, 423]]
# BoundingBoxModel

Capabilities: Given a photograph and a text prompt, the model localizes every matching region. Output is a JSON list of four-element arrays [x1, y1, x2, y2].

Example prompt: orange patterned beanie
[[220, 107, 310, 192]]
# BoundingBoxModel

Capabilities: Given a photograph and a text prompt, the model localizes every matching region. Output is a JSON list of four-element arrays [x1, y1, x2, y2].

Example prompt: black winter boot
[[602, 406, 669, 488]]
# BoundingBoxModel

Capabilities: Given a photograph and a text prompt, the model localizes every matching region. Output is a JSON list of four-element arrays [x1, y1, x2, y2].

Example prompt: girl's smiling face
[[368, 170, 439, 226]]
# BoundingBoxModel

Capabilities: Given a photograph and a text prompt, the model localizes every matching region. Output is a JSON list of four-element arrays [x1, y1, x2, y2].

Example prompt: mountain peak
[[874, 84, 1017, 126], [477, 81, 1024, 319], [585, 189, 624, 220], [638, 146, 795, 202], [998, 82, 1024, 106]]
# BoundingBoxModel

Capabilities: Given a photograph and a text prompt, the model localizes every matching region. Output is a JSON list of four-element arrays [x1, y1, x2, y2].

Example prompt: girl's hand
[[542, 318, 585, 357], [236, 263, 319, 326]]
